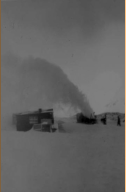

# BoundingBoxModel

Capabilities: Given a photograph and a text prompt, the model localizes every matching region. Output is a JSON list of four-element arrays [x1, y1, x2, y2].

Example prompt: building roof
[[14, 109, 53, 116]]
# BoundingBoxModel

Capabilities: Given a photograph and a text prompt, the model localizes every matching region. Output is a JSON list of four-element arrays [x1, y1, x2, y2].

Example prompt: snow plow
[[76, 112, 97, 124], [12, 108, 55, 132]]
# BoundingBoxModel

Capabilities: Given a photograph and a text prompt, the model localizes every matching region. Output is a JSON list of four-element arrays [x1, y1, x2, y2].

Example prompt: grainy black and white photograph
[[1, 0, 125, 192]]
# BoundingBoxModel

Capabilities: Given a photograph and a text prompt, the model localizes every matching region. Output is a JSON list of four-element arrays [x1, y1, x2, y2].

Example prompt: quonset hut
[[13, 108, 54, 132]]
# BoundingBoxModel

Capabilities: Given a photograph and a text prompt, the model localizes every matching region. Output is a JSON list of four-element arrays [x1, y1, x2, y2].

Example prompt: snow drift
[[1, 122, 125, 192]]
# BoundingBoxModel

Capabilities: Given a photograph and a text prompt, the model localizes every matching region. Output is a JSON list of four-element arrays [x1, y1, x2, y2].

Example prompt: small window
[[29, 116, 38, 124]]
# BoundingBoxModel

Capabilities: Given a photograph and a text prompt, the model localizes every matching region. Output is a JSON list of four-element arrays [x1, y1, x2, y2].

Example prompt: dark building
[[13, 109, 54, 132]]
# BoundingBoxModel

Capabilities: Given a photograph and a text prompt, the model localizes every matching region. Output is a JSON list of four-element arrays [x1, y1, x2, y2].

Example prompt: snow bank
[[1, 123, 125, 192]]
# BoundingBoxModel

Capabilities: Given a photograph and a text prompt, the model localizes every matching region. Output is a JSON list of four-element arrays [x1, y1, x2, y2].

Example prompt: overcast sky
[[1, 0, 125, 114]]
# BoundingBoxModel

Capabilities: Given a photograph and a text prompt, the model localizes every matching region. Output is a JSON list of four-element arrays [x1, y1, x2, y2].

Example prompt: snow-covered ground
[[1, 120, 125, 192]]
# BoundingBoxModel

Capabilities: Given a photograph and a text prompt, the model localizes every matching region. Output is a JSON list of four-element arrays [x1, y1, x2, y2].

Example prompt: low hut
[[13, 108, 54, 131]]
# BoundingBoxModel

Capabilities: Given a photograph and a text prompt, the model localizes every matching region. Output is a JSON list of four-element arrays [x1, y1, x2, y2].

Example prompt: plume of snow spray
[[1, 53, 93, 129]]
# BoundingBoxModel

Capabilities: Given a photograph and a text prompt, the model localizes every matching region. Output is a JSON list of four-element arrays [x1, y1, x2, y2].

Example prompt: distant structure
[[96, 112, 124, 125]]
